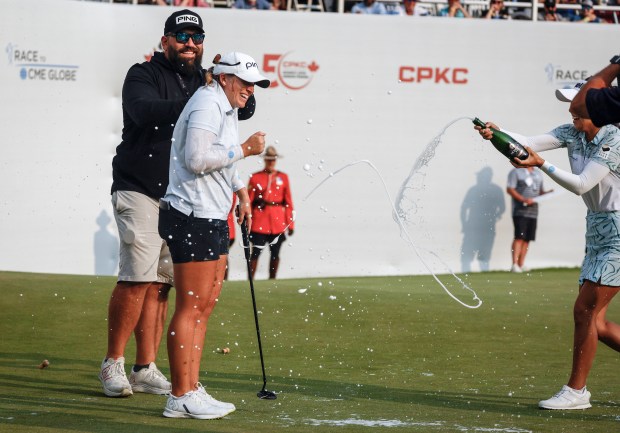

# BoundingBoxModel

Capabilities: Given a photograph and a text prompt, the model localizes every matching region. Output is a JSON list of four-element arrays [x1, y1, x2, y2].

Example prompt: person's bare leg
[[167, 261, 218, 397], [190, 256, 227, 386], [511, 239, 522, 266], [596, 303, 620, 351], [106, 281, 151, 360], [517, 241, 529, 268], [134, 283, 170, 365], [567, 280, 620, 389]]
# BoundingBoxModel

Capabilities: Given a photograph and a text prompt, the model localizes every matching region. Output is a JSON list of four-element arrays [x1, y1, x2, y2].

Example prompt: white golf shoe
[[99, 357, 133, 397], [196, 382, 236, 412], [163, 390, 234, 419], [538, 385, 592, 410], [129, 362, 171, 395]]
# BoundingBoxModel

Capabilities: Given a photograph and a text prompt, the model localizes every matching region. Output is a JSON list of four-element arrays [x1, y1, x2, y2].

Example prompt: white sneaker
[[163, 390, 233, 419], [521, 265, 531, 272], [538, 385, 592, 410], [99, 357, 133, 397], [510, 264, 522, 273], [196, 382, 236, 412], [129, 362, 172, 395]]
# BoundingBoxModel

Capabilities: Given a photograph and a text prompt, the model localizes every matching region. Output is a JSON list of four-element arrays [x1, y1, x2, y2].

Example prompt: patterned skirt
[[580, 210, 620, 287]]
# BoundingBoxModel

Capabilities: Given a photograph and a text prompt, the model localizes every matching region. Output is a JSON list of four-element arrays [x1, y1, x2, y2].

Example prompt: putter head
[[257, 389, 277, 400]]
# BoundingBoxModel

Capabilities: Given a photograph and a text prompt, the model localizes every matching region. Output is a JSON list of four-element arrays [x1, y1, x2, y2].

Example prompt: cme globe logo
[[6, 42, 79, 82], [263, 52, 319, 91]]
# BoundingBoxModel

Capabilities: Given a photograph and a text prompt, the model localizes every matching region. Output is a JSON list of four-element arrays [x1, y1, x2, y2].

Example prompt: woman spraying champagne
[[474, 82, 620, 410]]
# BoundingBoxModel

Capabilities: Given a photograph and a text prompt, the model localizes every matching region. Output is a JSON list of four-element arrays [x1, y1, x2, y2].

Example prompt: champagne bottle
[[472, 118, 529, 161]]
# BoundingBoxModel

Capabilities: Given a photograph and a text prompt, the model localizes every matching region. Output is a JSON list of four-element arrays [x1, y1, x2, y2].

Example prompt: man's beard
[[168, 46, 203, 77]]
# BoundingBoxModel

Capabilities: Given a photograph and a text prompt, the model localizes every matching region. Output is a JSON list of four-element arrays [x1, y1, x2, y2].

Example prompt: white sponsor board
[[0, 0, 615, 279]]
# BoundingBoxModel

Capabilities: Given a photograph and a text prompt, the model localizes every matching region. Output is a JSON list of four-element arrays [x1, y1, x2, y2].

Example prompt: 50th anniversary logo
[[5, 43, 79, 82], [262, 52, 319, 91]]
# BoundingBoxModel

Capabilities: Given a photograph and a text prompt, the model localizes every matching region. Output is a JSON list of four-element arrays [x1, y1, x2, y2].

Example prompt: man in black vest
[[99, 9, 255, 397]]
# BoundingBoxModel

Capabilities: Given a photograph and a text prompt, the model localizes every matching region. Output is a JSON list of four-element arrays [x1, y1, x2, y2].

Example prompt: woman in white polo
[[158, 52, 270, 419]]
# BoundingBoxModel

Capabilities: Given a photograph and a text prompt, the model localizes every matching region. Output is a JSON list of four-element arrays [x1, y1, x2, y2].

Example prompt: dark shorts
[[249, 232, 286, 260], [158, 204, 229, 264], [513, 216, 537, 242]]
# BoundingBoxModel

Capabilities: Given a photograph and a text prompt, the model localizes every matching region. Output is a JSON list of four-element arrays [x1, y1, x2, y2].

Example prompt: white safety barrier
[[1, 0, 617, 278]]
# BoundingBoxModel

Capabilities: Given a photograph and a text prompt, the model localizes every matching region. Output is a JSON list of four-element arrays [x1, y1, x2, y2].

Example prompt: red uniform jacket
[[248, 170, 295, 235]]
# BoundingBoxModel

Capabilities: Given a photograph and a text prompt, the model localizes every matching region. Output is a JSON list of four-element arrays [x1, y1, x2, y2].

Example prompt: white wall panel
[[1, 0, 615, 279]]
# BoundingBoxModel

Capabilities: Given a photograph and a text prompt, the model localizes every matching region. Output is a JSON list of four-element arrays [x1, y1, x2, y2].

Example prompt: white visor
[[555, 88, 578, 102], [555, 80, 586, 103]]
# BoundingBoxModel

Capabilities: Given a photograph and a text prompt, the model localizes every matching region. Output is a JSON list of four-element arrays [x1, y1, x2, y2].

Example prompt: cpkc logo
[[263, 52, 319, 90]]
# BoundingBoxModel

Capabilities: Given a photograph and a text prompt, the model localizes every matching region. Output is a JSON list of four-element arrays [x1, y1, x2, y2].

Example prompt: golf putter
[[238, 206, 277, 400]]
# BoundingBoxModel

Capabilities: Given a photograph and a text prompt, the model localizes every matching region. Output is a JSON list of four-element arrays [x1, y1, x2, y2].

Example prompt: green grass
[[0, 269, 619, 433]]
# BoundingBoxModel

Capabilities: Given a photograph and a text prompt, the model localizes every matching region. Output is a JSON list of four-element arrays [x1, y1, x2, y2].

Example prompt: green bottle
[[473, 118, 529, 161]]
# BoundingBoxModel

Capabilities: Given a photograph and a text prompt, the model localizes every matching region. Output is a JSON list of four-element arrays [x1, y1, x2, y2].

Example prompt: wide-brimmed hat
[[164, 9, 204, 35], [263, 146, 280, 161], [213, 52, 270, 89]]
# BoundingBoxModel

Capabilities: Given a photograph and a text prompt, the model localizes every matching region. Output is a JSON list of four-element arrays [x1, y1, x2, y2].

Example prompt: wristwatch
[[610, 55, 620, 65]]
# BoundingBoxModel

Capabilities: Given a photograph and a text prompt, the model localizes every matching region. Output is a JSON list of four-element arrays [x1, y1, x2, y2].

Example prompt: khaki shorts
[[112, 191, 173, 285]]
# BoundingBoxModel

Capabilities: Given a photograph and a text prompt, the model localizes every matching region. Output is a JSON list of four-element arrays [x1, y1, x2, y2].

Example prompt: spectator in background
[[439, 0, 471, 17], [150, 1, 211, 7], [559, 0, 581, 20], [248, 146, 295, 280], [540, 0, 564, 21], [351, 0, 387, 14], [404, 0, 430, 15], [233, 0, 272, 9], [390, 0, 430, 15], [271, 0, 288, 10], [173, 0, 212, 5], [482, 0, 510, 19], [506, 167, 548, 273], [572, 0, 603, 22]]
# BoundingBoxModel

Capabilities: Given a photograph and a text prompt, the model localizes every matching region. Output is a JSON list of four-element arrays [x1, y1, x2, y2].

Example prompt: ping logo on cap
[[176, 15, 199, 25], [246, 61, 258, 70]]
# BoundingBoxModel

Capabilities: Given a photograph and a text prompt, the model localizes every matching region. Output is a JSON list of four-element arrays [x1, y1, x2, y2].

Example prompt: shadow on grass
[[0, 410, 229, 433], [1, 351, 616, 432], [206, 370, 617, 421]]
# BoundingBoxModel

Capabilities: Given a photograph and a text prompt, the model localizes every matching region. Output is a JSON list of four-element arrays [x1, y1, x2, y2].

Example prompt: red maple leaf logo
[[308, 61, 319, 72]]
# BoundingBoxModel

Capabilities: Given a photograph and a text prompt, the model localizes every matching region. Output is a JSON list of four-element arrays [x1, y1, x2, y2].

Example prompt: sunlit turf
[[0, 269, 618, 433]]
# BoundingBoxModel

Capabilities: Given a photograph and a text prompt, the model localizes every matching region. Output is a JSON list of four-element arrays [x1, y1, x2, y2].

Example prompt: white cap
[[213, 52, 271, 89], [555, 80, 586, 102]]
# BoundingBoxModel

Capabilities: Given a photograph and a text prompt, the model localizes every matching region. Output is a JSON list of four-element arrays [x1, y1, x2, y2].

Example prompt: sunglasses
[[167, 32, 205, 45]]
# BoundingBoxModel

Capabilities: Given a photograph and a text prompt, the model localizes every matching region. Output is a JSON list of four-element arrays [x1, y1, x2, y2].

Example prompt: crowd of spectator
[[94, 0, 619, 22]]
